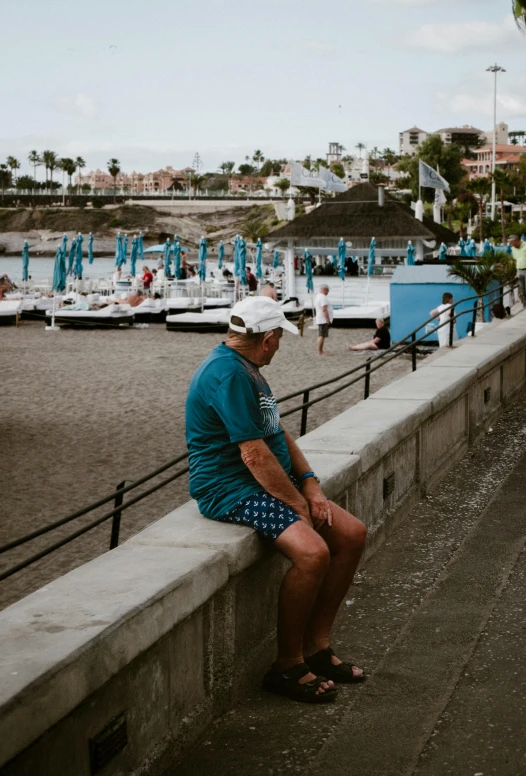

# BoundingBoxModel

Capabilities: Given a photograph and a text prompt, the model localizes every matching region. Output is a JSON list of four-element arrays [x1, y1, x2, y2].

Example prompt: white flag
[[419, 160, 450, 192], [434, 188, 447, 206], [318, 165, 347, 193], [290, 160, 323, 188]]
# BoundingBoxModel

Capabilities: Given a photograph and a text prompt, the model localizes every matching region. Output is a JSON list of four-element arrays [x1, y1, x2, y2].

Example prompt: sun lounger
[[0, 300, 23, 326], [44, 303, 135, 328]]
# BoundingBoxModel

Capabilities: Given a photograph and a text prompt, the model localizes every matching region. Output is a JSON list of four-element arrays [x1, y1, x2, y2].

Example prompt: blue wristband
[[299, 471, 316, 483]]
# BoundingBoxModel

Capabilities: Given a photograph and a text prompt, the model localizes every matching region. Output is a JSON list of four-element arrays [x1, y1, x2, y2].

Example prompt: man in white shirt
[[315, 285, 334, 356]]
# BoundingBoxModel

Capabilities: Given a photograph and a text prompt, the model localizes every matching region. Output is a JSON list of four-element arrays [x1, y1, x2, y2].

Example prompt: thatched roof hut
[[266, 183, 457, 251]]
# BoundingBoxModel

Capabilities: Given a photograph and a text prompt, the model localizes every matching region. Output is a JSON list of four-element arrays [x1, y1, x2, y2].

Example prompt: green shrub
[[108, 216, 121, 227], [91, 197, 105, 209]]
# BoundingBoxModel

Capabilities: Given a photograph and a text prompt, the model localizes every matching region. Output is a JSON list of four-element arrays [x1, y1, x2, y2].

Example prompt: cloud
[[55, 93, 100, 120], [372, 0, 435, 4], [304, 41, 334, 54], [438, 90, 526, 120], [408, 14, 519, 53]]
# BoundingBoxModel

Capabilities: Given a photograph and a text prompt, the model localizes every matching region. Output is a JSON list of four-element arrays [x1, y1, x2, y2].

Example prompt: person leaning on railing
[[185, 297, 367, 704], [509, 234, 526, 309]]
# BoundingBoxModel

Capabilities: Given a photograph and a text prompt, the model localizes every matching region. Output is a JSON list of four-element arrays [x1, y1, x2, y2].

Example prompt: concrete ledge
[[0, 545, 228, 768]]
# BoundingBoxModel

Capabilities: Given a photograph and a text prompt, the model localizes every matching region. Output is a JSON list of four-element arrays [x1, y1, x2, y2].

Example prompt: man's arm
[[320, 302, 331, 324], [282, 427, 332, 527], [238, 439, 311, 524]]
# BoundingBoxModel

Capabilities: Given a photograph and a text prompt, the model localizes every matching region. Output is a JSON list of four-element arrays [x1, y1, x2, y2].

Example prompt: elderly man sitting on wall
[[185, 297, 367, 704]]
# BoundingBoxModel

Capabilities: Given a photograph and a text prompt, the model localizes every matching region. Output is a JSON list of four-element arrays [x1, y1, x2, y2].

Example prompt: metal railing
[[0, 281, 517, 582]]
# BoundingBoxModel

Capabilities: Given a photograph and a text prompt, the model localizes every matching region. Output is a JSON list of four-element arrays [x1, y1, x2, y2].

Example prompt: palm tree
[[252, 150, 265, 171], [381, 148, 398, 179], [491, 169, 511, 244], [219, 161, 235, 175], [467, 177, 491, 242], [28, 151, 42, 194], [0, 163, 9, 197], [355, 143, 366, 159], [276, 178, 290, 198], [60, 158, 77, 192], [75, 156, 86, 194], [42, 150, 59, 193], [107, 158, 121, 203], [448, 255, 496, 321], [513, 0, 526, 33], [6, 156, 20, 186]]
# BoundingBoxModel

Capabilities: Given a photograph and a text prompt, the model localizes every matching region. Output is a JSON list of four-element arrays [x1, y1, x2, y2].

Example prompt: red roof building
[[463, 145, 526, 180]]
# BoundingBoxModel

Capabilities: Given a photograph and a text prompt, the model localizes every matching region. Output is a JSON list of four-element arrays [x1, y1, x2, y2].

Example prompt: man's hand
[[301, 478, 332, 528]]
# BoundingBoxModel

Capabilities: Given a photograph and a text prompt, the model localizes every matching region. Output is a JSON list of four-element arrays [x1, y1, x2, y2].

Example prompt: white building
[[399, 127, 428, 156], [482, 122, 509, 147]]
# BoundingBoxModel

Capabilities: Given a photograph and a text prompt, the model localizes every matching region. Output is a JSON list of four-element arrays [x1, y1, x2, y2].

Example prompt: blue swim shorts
[[212, 489, 302, 541]]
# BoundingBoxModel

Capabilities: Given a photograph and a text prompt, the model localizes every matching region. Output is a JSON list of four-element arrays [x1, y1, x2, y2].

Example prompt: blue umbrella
[[88, 232, 94, 264], [173, 237, 182, 279], [122, 234, 128, 263], [52, 246, 67, 293], [255, 238, 263, 280], [239, 238, 247, 285], [22, 241, 29, 282], [407, 241, 415, 266], [483, 238, 492, 255], [217, 240, 224, 270], [273, 250, 279, 269], [367, 237, 376, 276], [459, 238, 467, 257], [198, 237, 208, 282], [164, 239, 172, 276], [129, 236, 138, 277], [61, 233, 68, 257], [116, 233, 126, 266], [337, 238, 346, 280], [234, 235, 241, 277], [468, 239, 478, 257], [438, 242, 447, 261], [304, 249, 314, 293], [67, 238, 77, 275], [138, 231, 144, 262], [75, 234, 84, 278], [507, 243, 513, 255]]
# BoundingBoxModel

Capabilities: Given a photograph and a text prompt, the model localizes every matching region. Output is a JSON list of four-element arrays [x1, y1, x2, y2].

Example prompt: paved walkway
[[165, 398, 526, 776]]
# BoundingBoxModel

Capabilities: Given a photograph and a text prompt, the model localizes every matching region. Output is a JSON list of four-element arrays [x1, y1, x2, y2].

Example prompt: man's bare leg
[[348, 341, 378, 351], [303, 503, 367, 672], [273, 521, 334, 693], [317, 335, 326, 355]]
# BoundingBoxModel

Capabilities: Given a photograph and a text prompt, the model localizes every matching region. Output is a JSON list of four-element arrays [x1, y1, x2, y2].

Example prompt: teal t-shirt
[[186, 343, 291, 519]]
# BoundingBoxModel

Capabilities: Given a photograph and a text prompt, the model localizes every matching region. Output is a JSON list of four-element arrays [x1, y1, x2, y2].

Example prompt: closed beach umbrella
[[62, 233, 68, 256], [198, 237, 208, 282], [438, 242, 447, 261], [123, 234, 129, 263], [273, 250, 279, 269], [337, 238, 346, 280], [164, 239, 172, 276], [217, 240, 224, 270], [67, 238, 77, 275], [506, 243, 513, 255], [138, 231, 144, 262], [88, 232, 94, 264], [255, 238, 263, 279], [407, 241, 415, 266], [304, 249, 314, 293], [483, 238, 492, 254], [22, 241, 29, 282], [52, 246, 67, 293], [367, 237, 376, 276], [115, 232, 122, 265], [173, 237, 182, 279], [234, 235, 241, 277], [330, 255, 337, 267], [469, 239, 478, 257], [239, 238, 248, 285], [129, 236, 138, 277], [459, 238, 467, 257], [75, 234, 84, 278]]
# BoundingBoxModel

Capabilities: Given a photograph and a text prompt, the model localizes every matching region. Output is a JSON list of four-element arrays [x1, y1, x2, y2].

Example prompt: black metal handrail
[[0, 280, 518, 582]]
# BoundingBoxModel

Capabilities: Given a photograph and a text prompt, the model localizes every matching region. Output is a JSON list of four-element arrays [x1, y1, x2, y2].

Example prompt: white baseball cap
[[229, 297, 299, 335]]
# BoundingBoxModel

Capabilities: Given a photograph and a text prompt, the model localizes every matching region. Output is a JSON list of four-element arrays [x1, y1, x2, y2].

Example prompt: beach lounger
[[44, 303, 135, 328], [0, 300, 23, 326]]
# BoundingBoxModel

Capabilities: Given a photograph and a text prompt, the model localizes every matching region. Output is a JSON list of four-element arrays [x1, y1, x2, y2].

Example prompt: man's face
[[511, 239, 522, 249], [260, 328, 283, 365], [321, 287, 329, 296], [376, 319, 383, 328]]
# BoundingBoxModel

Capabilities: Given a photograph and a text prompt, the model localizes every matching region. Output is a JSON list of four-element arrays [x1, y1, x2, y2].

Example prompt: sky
[[1, 0, 525, 178]]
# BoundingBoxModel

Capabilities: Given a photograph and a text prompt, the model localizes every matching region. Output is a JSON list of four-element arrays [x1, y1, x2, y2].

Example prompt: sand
[[1, 321, 414, 609]]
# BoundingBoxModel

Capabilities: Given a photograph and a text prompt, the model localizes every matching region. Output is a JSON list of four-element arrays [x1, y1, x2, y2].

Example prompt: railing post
[[300, 390, 310, 436], [449, 311, 455, 347], [110, 481, 126, 550], [471, 299, 478, 338], [411, 333, 417, 372], [364, 358, 371, 399]]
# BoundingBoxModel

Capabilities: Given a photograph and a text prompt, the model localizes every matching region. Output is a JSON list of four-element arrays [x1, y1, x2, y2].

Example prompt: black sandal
[[306, 647, 366, 684], [262, 661, 338, 704]]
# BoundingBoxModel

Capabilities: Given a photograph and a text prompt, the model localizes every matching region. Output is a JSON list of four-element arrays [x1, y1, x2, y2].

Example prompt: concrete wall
[[1, 314, 526, 775]]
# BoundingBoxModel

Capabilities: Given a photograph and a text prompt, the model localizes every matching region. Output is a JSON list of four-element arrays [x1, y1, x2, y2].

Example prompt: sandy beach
[[1, 321, 414, 609]]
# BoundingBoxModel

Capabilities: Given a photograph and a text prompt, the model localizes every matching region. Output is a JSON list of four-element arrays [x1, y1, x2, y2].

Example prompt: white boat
[[0, 300, 23, 325], [44, 303, 135, 328], [166, 299, 304, 333]]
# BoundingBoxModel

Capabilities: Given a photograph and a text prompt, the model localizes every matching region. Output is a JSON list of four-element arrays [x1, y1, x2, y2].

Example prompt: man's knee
[[330, 505, 367, 549], [297, 539, 331, 575]]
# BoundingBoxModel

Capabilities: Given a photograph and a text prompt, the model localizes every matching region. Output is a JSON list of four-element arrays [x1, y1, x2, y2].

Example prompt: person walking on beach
[[430, 293, 456, 347], [186, 297, 366, 704], [348, 319, 391, 352], [315, 284, 334, 356], [509, 234, 526, 308]]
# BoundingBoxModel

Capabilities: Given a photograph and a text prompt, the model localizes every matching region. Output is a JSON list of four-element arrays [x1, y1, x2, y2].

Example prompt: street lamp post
[[486, 63, 506, 221]]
